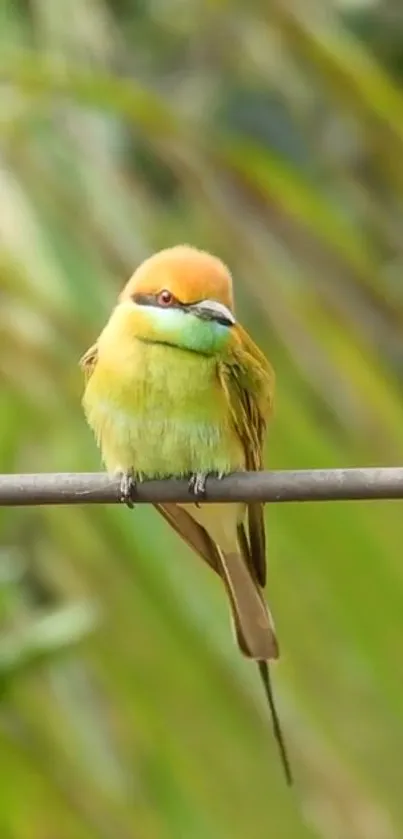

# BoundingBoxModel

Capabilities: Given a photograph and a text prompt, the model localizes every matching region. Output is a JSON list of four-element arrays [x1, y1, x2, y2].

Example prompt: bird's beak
[[188, 299, 235, 327]]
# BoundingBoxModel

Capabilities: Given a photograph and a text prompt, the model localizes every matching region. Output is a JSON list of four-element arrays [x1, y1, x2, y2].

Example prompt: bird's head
[[105, 245, 236, 356]]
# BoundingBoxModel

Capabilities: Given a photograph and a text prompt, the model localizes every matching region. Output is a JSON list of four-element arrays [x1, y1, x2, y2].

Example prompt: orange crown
[[120, 245, 234, 311]]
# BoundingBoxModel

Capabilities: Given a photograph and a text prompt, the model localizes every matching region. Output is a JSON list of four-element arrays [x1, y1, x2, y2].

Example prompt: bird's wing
[[79, 343, 99, 380], [218, 324, 275, 587]]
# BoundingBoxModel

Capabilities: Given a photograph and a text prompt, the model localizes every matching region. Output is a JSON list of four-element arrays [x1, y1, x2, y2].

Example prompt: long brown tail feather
[[156, 503, 292, 785], [237, 522, 292, 785], [258, 661, 293, 786]]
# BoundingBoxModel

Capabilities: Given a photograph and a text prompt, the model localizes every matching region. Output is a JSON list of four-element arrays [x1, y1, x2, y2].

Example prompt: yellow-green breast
[[83, 338, 245, 478]]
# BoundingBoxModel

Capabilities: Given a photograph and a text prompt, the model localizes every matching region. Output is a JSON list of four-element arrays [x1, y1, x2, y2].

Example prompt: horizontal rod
[[0, 468, 403, 506]]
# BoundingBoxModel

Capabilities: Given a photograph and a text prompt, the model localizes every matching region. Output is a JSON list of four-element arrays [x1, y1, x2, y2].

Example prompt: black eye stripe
[[130, 292, 234, 327]]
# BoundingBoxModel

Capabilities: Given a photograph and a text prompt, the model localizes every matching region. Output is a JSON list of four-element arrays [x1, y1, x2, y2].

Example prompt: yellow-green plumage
[[83, 322, 245, 479]]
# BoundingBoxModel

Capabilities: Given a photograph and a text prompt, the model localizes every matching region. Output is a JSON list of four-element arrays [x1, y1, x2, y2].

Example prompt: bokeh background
[[1, 1, 403, 837]]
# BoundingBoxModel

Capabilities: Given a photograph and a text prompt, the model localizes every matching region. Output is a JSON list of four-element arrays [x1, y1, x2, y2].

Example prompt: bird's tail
[[258, 660, 293, 785], [215, 546, 278, 660], [215, 547, 292, 786]]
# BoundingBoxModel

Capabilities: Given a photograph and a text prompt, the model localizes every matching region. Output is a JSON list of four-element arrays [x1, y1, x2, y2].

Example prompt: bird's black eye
[[157, 289, 174, 307]]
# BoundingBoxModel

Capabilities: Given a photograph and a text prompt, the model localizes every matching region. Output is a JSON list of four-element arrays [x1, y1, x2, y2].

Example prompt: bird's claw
[[119, 471, 136, 509], [188, 472, 208, 506]]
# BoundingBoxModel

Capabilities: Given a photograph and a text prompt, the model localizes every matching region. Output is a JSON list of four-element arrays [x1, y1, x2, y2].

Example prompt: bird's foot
[[119, 470, 137, 509], [188, 472, 207, 507], [188, 471, 224, 507]]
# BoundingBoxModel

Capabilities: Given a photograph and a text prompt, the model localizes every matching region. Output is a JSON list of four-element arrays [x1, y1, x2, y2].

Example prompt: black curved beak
[[188, 299, 235, 327]]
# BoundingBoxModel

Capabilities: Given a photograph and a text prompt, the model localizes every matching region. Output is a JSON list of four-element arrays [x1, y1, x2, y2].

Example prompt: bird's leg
[[119, 469, 137, 509]]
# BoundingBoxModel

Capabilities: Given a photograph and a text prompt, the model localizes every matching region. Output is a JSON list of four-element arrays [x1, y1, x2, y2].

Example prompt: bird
[[80, 244, 292, 784]]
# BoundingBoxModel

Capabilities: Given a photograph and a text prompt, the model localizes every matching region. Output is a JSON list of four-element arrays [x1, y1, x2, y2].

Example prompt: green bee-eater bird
[[81, 244, 291, 784]]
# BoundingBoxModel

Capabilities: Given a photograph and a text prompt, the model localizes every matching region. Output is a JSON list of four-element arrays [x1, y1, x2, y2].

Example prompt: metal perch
[[0, 467, 402, 506]]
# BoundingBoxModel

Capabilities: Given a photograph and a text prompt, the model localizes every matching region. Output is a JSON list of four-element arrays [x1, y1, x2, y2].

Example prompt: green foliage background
[[1, 1, 403, 837]]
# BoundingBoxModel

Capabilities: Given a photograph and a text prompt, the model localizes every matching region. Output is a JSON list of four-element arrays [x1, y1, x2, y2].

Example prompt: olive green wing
[[218, 324, 275, 588]]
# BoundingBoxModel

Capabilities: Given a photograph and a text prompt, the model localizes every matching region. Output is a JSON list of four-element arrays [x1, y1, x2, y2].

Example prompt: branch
[[0, 468, 403, 506]]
